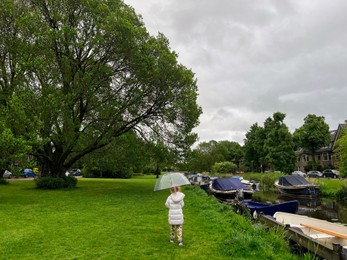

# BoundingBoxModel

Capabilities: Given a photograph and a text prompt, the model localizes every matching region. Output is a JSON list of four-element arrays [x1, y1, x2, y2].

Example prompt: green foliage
[[186, 140, 244, 173], [260, 173, 284, 191], [0, 0, 201, 178], [294, 114, 330, 164], [63, 176, 78, 188], [35, 176, 77, 189], [0, 121, 31, 172], [244, 112, 296, 173], [336, 125, 347, 177], [263, 112, 296, 173], [244, 123, 267, 172], [211, 161, 237, 174], [336, 185, 347, 201]]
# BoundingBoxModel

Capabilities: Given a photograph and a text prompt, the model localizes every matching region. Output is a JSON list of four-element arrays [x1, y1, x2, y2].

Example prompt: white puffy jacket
[[165, 192, 185, 225]]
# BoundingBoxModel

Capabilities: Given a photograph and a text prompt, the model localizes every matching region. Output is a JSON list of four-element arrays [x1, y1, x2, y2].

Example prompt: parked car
[[21, 168, 36, 178], [291, 171, 306, 177], [69, 169, 82, 176], [322, 169, 340, 178], [2, 170, 12, 179], [307, 170, 322, 178]]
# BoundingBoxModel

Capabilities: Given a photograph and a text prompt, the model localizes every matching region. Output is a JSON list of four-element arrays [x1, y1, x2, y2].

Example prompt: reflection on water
[[252, 191, 347, 224]]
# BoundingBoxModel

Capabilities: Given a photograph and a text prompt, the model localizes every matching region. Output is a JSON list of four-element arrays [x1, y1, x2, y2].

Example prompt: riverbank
[[0, 176, 298, 259]]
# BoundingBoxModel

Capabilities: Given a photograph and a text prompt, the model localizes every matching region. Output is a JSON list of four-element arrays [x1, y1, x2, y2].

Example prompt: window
[[323, 153, 330, 161]]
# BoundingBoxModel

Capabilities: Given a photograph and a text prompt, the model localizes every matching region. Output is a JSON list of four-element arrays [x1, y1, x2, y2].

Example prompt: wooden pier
[[259, 214, 347, 260]]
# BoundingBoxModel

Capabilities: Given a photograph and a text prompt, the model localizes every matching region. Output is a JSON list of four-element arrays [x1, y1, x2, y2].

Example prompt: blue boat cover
[[212, 178, 246, 191], [278, 175, 311, 186]]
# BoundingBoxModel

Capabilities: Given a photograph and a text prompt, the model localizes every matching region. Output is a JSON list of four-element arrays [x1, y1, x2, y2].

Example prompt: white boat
[[274, 212, 347, 251], [259, 212, 347, 259]]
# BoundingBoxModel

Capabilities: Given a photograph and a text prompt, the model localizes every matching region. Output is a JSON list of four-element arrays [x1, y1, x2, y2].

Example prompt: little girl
[[165, 186, 185, 246]]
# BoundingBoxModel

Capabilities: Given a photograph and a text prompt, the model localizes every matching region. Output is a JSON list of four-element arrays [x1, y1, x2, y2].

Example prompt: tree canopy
[[0, 0, 201, 177], [293, 114, 330, 162], [244, 112, 296, 173]]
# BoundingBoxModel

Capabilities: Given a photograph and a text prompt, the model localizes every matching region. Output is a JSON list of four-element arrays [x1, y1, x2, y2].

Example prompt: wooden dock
[[259, 214, 347, 260]]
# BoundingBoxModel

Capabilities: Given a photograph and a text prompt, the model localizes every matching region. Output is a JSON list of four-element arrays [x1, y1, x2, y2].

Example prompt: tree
[[294, 114, 330, 167], [243, 123, 266, 172], [335, 123, 347, 176], [0, 0, 201, 177], [218, 140, 244, 168], [263, 112, 296, 173]]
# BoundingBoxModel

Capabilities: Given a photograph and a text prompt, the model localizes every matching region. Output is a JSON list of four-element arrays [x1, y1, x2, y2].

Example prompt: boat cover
[[278, 175, 311, 186], [212, 178, 246, 191]]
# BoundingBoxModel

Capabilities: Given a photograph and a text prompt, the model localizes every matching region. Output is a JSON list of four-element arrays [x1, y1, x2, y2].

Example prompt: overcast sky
[[123, 0, 347, 145]]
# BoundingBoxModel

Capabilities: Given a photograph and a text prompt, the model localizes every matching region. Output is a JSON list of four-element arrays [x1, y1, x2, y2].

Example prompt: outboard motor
[[236, 189, 244, 201]]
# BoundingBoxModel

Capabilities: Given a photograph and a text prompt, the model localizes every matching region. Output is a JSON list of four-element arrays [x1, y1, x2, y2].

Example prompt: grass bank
[[0, 176, 297, 259]]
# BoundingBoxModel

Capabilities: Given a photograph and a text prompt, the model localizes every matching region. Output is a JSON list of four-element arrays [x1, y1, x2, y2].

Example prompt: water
[[252, 191, 347, 224]]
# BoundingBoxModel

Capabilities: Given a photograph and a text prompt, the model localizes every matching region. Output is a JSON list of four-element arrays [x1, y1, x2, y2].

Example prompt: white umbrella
[[154, 172, 191, 191]]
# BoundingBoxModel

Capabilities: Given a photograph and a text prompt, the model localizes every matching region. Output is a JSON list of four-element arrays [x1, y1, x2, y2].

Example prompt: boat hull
[[259, 213, 347, 260], [274, 181, 320, 197], [242, 200, 299, 218]]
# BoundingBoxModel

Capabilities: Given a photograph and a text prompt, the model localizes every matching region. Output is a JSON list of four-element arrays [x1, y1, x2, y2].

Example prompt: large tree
[[0, 0, 201, 177], [294, 114, 330, 166], [243, 123, 266, 172], [263, 112, 296, 173]]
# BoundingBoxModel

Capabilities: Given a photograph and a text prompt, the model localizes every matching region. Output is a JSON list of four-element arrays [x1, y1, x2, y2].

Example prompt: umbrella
[[154, 172, 191, 191]]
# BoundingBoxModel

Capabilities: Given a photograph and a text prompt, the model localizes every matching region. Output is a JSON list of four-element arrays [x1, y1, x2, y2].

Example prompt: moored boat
[[209, 178, 254, 202], [259, 212, 347, 260], [188, 174, 211, 192], [274, 175, 320, 197], [241, 200, 299, 219]]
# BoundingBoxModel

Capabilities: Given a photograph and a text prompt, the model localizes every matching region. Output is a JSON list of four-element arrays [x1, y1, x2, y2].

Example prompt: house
[[296, 123, 346, 171]]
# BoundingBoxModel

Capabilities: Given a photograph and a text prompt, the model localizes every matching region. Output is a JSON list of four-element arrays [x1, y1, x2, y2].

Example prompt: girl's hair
[[170, 186, 181, 193]]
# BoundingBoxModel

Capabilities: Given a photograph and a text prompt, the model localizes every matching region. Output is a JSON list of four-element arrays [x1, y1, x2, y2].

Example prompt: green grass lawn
[[0, 176, 298, 259]]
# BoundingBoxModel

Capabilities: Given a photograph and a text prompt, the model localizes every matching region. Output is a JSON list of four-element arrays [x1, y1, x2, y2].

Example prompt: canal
[[252, 191, 347, 224]]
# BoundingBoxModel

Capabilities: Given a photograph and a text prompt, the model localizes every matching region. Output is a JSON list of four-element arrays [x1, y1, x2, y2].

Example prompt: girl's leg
[[177, 225, 183, 244], [170, 225, 175, 242]]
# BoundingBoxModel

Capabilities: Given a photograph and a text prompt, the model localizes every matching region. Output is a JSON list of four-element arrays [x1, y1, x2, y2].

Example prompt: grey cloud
[[125, 0, 347, 144]]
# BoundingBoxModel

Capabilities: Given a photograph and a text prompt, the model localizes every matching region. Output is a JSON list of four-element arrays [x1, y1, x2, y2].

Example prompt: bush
[[336, 185, 347, 201], [211, 161, 238, 175], [35, 176, 78, 189], [63, 176, 78, 188]]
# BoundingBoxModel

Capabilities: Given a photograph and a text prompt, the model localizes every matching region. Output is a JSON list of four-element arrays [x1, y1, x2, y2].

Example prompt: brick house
[[296, 123, 346, 171]]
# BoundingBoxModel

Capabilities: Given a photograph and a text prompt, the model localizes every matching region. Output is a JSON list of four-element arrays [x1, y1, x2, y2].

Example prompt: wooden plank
[[300, 223, 347, 239]]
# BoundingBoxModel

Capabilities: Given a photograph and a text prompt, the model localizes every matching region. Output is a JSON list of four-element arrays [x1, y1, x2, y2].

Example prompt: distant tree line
[[184, 113, 343, 175]]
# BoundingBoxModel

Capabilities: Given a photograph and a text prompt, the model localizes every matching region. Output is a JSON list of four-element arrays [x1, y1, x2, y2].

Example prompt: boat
[[209, 178, 254, 202], [241, 200, 299, 219], [189, 174, 211, 192], [274, 175, 320, 197], [259, 212, 347, 260], [231, 176, 260, 191]]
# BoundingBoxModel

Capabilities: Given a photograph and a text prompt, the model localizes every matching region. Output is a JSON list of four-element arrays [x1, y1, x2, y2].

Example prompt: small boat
[[231, 176, 260, 191], [209, 178, 254, 202], [274, 175, 320, 197], [240, 200, 299, 219], [189, 174, 211, 192], [259, 212, 347, 259]]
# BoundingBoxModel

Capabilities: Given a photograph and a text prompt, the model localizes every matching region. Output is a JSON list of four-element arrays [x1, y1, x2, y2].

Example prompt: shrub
[[35, 176, 78, 189], [211, 161, 238, 175], [336, 185, 347, 201], [63, 176, 78, 188]]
